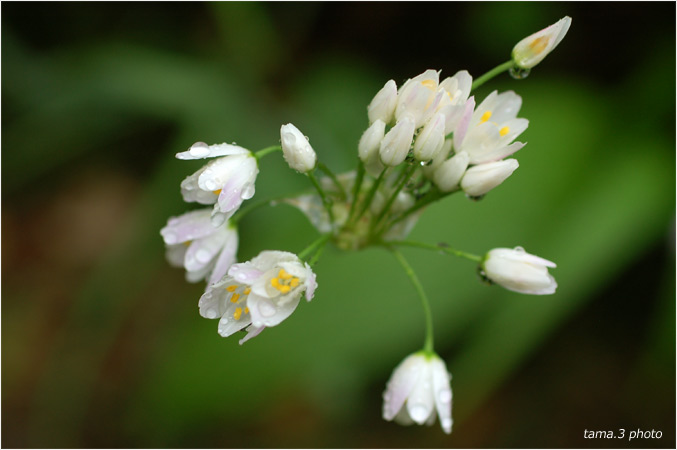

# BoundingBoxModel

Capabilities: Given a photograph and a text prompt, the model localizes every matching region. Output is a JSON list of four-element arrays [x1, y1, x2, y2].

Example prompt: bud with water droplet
[[280, 123, 317, 173], [358, 119, 386, 176], [512, 16, 572, 69], [380, 115, 416, 166], [413, 112, 446, 162], [460, 158, 519, 197], [481, 247, 558, 295], [382, 351, 453, 434]]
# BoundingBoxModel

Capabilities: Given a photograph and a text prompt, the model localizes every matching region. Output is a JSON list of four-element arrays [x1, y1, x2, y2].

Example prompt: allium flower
[[457, 91, 528, 165], [460, 158, 519, 197], [413, 112, 446, 162], [198, 251, 317, 344], [395, 69, 440, 128], [436, 70, 473, 133], [512, 16, 572, 69], [161, 209, 238, 285], [380, 115, 416, 166], [481, 246, 557, 295], [432, 151, 470, 192], [368, 79, 398, 125], [280, 123, 317, 173], [177, 142, 258, 226], [383, 352, 453, 434]]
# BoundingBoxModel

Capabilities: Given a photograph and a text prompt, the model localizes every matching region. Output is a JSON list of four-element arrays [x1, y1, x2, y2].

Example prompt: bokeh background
[[2, 2, 675, 448]]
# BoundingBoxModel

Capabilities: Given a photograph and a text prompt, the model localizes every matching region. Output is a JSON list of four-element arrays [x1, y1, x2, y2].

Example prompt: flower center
[[226, 284, 251, 320], [270, 269, 300, 294], [528, 36, 550, 55]]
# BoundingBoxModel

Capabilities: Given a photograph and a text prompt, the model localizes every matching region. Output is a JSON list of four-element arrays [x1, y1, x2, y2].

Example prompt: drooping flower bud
[[512, 16, 572, 69], [481, 247, 557, 295], [280, 123, 317, 173]]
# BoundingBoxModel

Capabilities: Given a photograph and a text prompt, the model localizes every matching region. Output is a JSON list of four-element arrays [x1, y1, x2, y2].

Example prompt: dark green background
[[2, 2, 675, 448]]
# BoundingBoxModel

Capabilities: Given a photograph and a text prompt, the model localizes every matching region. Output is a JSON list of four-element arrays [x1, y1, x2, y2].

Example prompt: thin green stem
[[389, 247, 434, 353], [387, 187, 450, 228], [347, 159, 366, 223], [308, 240, 327, 267], [317, 162, 347, 200], [471, 60, 515, 91], [298, 233, 332, 261], [386, 240, 482, 262], [254, 145, 282, 160], [307, 171, 336, 226], [371, 163, 416, 235], [353, 167, 387, 224]]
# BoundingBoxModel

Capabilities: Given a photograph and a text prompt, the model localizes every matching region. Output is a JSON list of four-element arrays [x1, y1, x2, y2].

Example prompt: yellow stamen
[[480, 111, 492, 123], [213, 189, 222, 195], [230, 293, 240, 303], [243, 287, 251, 295], [277, 285, 291, 294], [528, 36, 550, 55], [244, 307, 249, 314], [499, 126, 510, 137], [183, 240, 192, 247], [446, 91, 454, 102], [420, 79, 436, 90], [226, 285, 237, 292], [278, 269, 292, 280], [290, 278, 300, 288], [233, 307, 242, 320], [271, 277, 280, 288]]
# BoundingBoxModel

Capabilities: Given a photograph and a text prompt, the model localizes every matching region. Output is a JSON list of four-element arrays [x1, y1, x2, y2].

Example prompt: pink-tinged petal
[[160, 209, 215, 245], [176, 142, 250, 160], [453, 96, 476, 150], [165, 244, 187, 268], [247, 292, 301, 328], [383, 354, 425, 421], [239, 324, 266, 345], [183, 231, 226, 273], [198, 281, 232, 319], [208, 229, 239, 285], [227, 262, 263, 284]]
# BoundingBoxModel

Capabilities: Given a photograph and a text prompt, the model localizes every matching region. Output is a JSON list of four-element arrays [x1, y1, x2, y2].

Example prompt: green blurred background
[[2, 2, 675, 448]]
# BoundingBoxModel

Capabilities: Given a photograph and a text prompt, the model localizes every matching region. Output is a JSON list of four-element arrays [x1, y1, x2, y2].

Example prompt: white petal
[[238, 324, 266, 345], [160, 209, 215, 245], [208, 227, 239, 285], [383, 353, 425, 421], [405, 360, 434, 425], [431, 358, 453, 434], [247, 292, 301, 328], [176, 142, 250, 160]]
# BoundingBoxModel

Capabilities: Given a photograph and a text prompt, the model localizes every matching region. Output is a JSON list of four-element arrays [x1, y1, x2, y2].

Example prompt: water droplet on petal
[[196, 249, 212, 264], [509, 67, 531, 80], [163, 233, 177, 244], [438, 389, 452, 404], [190, 142, 211, 157], [204, 180, 217, 191], [206, 308, 218, 319], [514, 246, 525, 252], [258, 301, 276, 317], [409, 404, 429, 423]]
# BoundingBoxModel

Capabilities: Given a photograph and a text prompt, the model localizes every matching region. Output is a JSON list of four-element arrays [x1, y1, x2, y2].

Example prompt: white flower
[[178, 142, 258, 226], [368, 79, 398, 125], [280, 123, 317, 173], [358, 119, 386, 177], [383, 352, 453, 435], [457, 91, 528, 165], [432, 151, 470, 192], [436, 70, 473, 133], [380, 115, 416, 166], [198, 250, 317, 344], [460, 158, 519, 197], [512, 16, 572, 69], [482, 247, 557, 295], [395, 69, 441, 128], [413, 112, 446, 162], [161, 208, 238, 285]]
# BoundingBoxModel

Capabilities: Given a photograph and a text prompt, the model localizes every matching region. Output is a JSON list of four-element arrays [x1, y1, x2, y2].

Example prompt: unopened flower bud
[[379, 116, 415, 166], [460, 159, 519, 197], [368, 80, 398, 125], [413, 112, 446, 161], [433, 151, 469, 192], [280, 123, 317, 173], [512, 16, 572, 69], [481, 247, 557, 295], [359, 119, 386, 176], [395, 70, 440, 127]]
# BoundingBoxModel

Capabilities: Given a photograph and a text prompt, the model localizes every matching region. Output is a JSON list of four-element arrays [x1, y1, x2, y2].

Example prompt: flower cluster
[[161, 16, 570, 436]]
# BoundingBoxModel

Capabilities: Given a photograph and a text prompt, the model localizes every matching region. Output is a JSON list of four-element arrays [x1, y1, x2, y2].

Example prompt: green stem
[[308, 240, 327, 267], [386, 240, 482, 262], [471, 60, 515, 91], [307, 171, 336, 226], [317, 162, 347, 200], [387, 187, 449, 228], [353, 167, 387, 224], [298, 233, 332, 261], [254, 145, 282, 160], [371, 164, 416, 235], [390, 247, 434, 353], [347, 159, 366, 223]]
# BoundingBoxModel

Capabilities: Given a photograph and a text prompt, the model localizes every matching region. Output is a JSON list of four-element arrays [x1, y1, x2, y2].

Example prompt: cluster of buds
[[161, 16, 570, 436]]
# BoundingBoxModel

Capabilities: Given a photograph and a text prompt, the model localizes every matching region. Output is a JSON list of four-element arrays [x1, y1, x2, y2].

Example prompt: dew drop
[[163, 233, 177, 244], [258, 301, 277, 317], [204, 180, 217, 191], [190, 142, 211, 157], [514, 246, 525, 253], [438, 389, 452, 404], [408, 404, 429, 423], [509, 67, 531, 80], [206, 308, 218, 319], [196, 249, 212, 264]]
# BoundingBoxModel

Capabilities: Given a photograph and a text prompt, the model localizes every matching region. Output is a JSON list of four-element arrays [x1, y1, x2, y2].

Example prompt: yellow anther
[[528, 36, 550, 54], [420, 79, 436, 90], [213, 189, 222, 195], [480, 111, 492, 123], [230, 293, 240, 303], [183, 240, 192, 247], [446, 91, 454, 102], [226, 285, 237, 292], [243, 287, 251, 295], [277, 285, 291, 294], [233, 307, 242, 320], [499, 126, 510, 137], [271, 277, 280, 288], [290, 278, 300, 288], [278, 269, 292, 280], [244, 307, 249, 314]]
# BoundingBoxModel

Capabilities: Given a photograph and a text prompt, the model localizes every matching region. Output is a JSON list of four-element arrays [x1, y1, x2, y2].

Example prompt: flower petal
[[247, 292, 301, 328]]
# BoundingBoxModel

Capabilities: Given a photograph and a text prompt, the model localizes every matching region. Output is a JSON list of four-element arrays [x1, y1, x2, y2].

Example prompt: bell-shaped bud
[[460, 159, 519, 197], [395, 70, 440, 127], [481, 247, 557, 295], [413, 112, 446, 161], [512, 16, 572, 69], [368, 80, 398, 125], [358, 119, 386, 176], [432, 151, 470, 192], [280, 123, 317, 173], [379, 116, 415, 166]]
